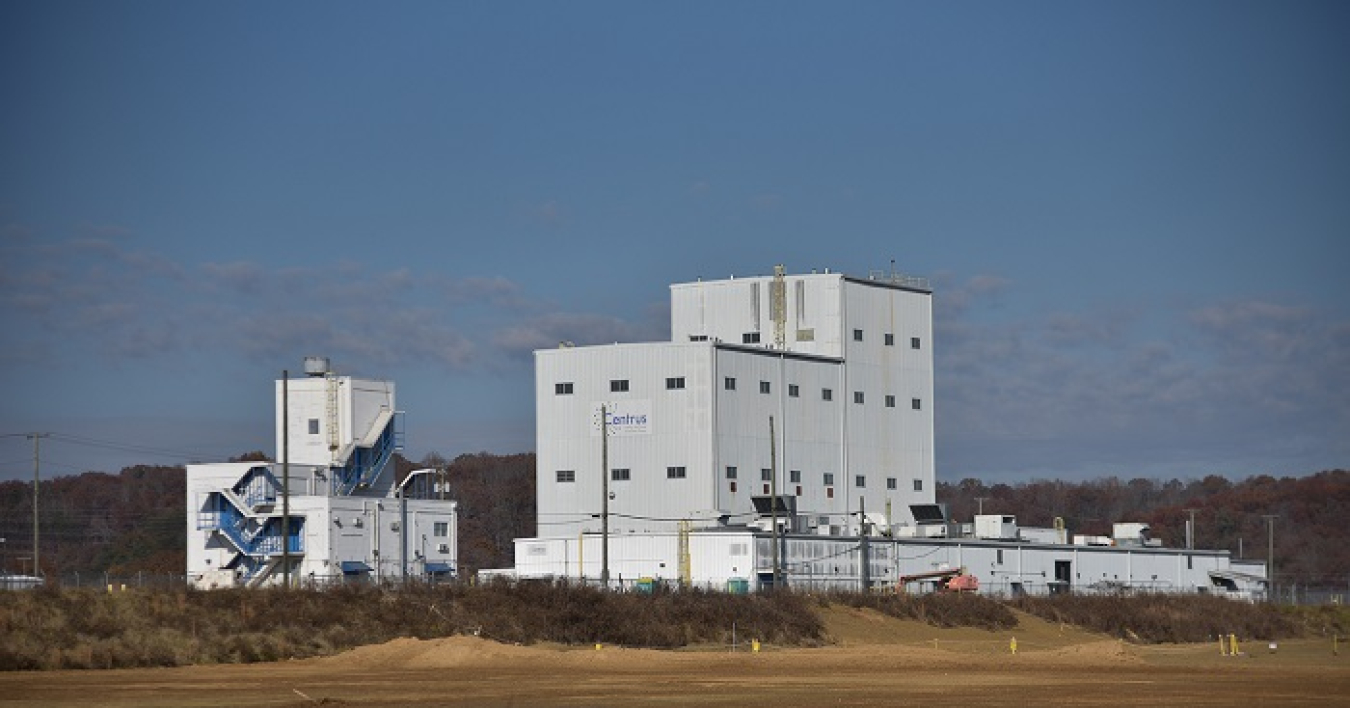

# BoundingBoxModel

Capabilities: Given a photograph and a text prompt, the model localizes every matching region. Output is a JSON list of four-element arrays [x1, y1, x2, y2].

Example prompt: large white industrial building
[[186, 358, 458, 588], [506, 267, 1269, 599]]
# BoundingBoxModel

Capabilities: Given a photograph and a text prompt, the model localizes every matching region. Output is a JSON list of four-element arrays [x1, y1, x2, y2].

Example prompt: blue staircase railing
[[233, 465, 279, 508], [333, 412, 402, 496], [199, 490, 304, 583]]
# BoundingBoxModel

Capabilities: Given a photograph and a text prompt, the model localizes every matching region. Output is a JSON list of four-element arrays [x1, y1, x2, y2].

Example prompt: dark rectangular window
[[853, 391, 865, 404], [855, 475, 866, 488], [822, 388, 833, 401], [761, 468, 772, 481], [308, 418, 319, 435], [853, 328, 863, 341], [434, 522, 448, 537], [689, 334, 708, 342], [666, 377, 685, 390], [742, 332, 761, 344], [997, 549, 1004, 565], [724, 377, 736, 391], [884, 333, 895, 346], [885, 395, 896, 408], [555, 382, 574, 395], [788, 384, 800, 398], [725, 466, 737, 480], [759, 381, 771, 394], [886, 477, 897, 490], [911, 337, 921, 350], [789, 470, 801, 483], [823, 472, 835, 486], [556, 470, 575, 483], [611, 468, 630, 481], [666, 466, 686, 479], [912, 398, 922, 410], [610, 379, 629, 392], [913, 479, 923, 492]]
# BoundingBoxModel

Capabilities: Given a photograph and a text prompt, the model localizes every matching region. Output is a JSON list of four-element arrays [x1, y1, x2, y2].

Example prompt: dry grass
[[2, 582, 1336, 671]]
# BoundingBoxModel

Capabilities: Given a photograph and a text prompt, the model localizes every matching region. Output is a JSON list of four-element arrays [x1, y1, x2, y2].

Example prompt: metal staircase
[[197, 465, 304, 584], [332, 410, 403, 496]]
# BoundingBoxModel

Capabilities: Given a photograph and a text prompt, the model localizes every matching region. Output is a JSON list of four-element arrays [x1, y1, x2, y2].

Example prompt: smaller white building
[[186, 358, 458, 588]]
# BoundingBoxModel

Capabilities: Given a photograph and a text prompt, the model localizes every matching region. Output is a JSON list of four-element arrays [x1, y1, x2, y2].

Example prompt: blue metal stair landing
[[332, 410, 403, 496]]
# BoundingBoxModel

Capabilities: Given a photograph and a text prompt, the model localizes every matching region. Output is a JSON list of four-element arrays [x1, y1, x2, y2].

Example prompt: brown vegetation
[[5, 582, 1344, 672]]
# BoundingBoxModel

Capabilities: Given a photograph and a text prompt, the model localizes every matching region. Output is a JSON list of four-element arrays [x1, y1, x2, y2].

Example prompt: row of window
[[558, 378, 923, 410], [556, 466, 924, 492], [736, 330, 922, 349]]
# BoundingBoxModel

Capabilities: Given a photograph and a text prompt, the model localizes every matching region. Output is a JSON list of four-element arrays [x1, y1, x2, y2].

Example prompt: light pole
[[975, 497, 988, 516]]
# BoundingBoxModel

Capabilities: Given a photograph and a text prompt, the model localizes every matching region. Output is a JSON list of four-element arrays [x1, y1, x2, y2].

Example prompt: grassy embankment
[[2, 581, 1344, 671]]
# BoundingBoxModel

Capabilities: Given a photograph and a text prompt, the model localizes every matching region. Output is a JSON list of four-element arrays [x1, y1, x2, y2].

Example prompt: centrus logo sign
[[591, 400, 652, 436]]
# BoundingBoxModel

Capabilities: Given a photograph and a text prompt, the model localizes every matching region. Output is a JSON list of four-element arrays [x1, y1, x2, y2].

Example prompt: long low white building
[[511, 523, 1268, 599]]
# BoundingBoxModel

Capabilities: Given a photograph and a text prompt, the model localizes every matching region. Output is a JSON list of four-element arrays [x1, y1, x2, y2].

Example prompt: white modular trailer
[[511, 531, 1254, 598], [536, 341, 935, 538]]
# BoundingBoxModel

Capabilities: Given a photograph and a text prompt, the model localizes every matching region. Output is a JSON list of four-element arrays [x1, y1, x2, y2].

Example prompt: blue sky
[[2, 1, 1347, 483]]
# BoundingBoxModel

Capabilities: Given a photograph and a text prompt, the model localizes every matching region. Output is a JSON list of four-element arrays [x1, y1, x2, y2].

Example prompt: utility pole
[[1262, 515, 1277, 600], [769, 416, 779, 590], [601, 404, 610, 589], [29, 433, 49, 578], [1184, 508, 1198, 550], [975, 496, 988, 517], [282, 371, 291, 588]]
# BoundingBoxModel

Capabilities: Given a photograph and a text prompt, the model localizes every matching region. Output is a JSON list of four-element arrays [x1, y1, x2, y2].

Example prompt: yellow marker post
[[751, 639, 760, 653], [1219, 635, 1227, 656], [1229, 634, 1239, 656], [1010, 637, 1018, 655], [595, 643, 602, 651]]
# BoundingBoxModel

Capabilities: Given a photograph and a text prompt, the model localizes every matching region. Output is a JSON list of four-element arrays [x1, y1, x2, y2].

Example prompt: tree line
[[0, 454, 1344, 588]]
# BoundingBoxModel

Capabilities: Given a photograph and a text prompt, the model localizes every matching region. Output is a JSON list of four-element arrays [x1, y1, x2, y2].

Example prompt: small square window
[[789, 470, 801, 483], [855, 475, 866, 488], [822, 388, 833, 401], [667, 466, 687, 479], [759, 381, 771, 394], [433, 522, 448, 537], [308, 418, 320, 435], [666, 377, 685, 390], [555, 382, 574, 395], [556, 470, 575, 483], [610, 379, 629, 392], [611, 468, 631, 481], [788, 384, 800, 398], [911, 337, 921, 350], [912, 398, 922, 410], [884, 333, 895, 346], [724, 377, 737, 391], [885, 395, 896, 408], [742, 332, 761, 344], [823, 472, 835, 486], [853, 391, 864, 404], [853, 329, 863, 342], [913, 479, 923, 492], [886, 477, 897, 490], [761, 468, 772, 481], [725, 466, 738, 480]]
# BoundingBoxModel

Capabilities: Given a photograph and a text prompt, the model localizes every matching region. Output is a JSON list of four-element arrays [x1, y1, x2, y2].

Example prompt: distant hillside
[[2, 456, 1344, 591]]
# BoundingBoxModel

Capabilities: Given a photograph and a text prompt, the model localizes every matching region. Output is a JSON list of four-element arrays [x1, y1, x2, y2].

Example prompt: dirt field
[[2, 606, 1347, 707]]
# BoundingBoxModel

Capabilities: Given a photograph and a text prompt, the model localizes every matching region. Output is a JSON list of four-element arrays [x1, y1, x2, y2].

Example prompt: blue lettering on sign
[[606, 413, 648, 426]]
